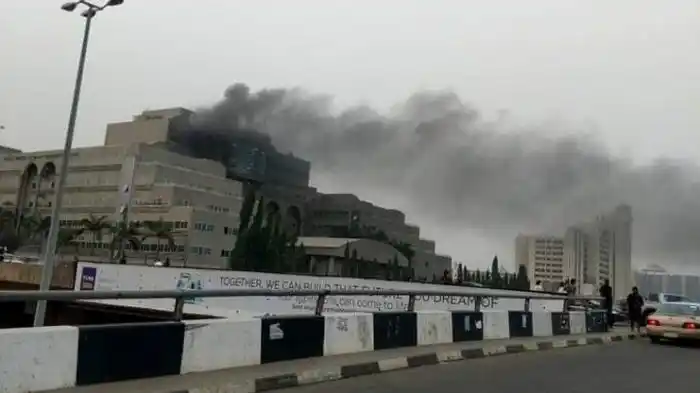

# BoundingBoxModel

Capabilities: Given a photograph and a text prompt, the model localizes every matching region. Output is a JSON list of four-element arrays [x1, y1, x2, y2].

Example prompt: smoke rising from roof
[[193, 83, 700, 265]]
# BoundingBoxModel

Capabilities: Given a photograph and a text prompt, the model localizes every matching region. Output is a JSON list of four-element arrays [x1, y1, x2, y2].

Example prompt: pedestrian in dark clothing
[[600, 279, 613, 328], [626, 286, 644, 332]]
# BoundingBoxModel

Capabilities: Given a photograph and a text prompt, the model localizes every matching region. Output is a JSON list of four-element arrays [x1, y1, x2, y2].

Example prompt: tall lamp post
[[33, 0, 124, 327]]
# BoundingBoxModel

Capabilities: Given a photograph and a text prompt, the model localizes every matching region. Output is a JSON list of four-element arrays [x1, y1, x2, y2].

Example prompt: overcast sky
[[2, 1, 700, 271]]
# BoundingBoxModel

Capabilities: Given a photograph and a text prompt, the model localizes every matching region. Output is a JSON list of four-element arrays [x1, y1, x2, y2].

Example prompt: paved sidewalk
[[49, 328, 638, 393]]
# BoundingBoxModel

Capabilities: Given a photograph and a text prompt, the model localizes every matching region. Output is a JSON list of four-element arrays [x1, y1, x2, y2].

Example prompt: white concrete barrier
[[0, 326, 79, 393], [416, 310, 453, 346], [482, 310, 510, 339], [323, 312, 374, 355], [0, 310, 614, 390], [532, 311, 554, 337], [180, 318, 262, 374], [569, 311, 586, 334]]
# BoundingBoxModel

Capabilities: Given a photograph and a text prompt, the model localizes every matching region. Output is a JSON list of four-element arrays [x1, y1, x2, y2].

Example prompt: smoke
[[191, 83, 700, 266]]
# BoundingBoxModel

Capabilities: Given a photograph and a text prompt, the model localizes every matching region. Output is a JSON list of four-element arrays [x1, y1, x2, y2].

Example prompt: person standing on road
[[600, 279, 613, 328], [626, 286, 644, 333]]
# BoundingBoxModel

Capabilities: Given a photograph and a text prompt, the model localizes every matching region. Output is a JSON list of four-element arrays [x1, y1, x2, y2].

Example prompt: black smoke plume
[[188, 83, 700, 266]]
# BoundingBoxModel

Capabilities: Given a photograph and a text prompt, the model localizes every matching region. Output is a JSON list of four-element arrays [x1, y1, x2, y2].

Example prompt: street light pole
[[33, 0, 123, 327]]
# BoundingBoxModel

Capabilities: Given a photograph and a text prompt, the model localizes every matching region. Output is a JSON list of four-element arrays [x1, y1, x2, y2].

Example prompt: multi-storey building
[[634, 266, 700, 300], [515, 235, 565, 290], [563, 205, 632, 299], [0, 107, 453, 277], [106, 107, 311, 189], [0, 142, 243, 267], [304, 193, 451, 279]]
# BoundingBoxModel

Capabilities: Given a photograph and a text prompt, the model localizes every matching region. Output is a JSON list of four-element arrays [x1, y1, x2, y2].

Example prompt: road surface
[[282, 339, 699, 393]]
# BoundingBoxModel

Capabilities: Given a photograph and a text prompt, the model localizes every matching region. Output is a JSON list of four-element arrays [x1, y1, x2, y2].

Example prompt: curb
[[182, 333, 640, 393]]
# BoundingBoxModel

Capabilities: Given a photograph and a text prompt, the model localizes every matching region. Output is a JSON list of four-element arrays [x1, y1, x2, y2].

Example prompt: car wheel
[[650, 336, 661, 344]]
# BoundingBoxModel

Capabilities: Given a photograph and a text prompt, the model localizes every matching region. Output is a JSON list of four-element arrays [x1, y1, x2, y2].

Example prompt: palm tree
[[57, 227, 84, 255], [79, 214, 110, 255], [32, 164, 55, 216], [109, 221, 143, 263], [0, 205, 34, 253], [0, 203, 15, 228], [142, 218, 176, 260]]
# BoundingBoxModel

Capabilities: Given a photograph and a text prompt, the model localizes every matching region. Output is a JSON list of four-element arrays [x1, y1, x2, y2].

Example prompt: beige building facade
[[515, 205, 633, 297], [0, 142, 245, 268], [0, 107, 452, 276], [565, 205, 632, 299], [515, 234, 565, 290]]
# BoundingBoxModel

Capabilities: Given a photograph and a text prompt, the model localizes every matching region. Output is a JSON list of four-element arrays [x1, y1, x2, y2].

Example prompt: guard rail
[[0, 288, 603, 320]]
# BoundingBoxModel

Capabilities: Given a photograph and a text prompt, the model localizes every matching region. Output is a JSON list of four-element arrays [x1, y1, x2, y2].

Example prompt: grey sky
[[2, 0, 700, 271]]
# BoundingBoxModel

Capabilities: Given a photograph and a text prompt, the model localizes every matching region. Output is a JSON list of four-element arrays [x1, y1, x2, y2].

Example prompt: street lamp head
[[60, 2, 78, 11], [106, 0, 124, 6], [81, 8, 97, 18]]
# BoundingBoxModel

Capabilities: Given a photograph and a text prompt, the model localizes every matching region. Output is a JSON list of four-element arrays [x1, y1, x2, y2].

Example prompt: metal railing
[[0, 289, 603, 321]]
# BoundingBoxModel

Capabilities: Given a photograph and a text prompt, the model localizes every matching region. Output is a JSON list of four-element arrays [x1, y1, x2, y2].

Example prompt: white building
[[515, 234, 565, 290], [564, 205, 632, 299], [634, 267, 700, 300]]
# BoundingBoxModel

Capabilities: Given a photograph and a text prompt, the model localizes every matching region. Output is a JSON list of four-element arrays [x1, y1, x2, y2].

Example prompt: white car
[[645, 293, 694, 313]]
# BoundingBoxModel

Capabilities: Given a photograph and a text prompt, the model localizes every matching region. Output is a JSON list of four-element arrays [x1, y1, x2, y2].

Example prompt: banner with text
[[74, 262, 564, 315]]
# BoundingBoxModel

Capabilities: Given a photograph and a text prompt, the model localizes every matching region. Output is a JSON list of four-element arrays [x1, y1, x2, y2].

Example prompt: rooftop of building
[[297, 236, 409, 266]]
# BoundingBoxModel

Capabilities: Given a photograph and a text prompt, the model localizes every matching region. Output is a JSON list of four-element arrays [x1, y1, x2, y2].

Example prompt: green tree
[[229, 188, 258, 269], [503, 272, 511, 288], [391, 254, 401, 280], [57, 227, 84, 255], [294, 243, 308, 273], [244, 196, 267, 270], [142, 218, 176, 260], [0, 228, 20, 253], [109, 221, 143, 262], [490, 255, 502, 288], [0, 206, 27, 253], [456, 263, 464, 283], [516, 264, 530, 290], [80, 214, 110, 256]]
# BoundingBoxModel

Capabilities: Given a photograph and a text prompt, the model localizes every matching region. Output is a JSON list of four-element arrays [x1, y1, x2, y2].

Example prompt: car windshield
[[656, 303, 700, 316], [663, 294, 690, 302]]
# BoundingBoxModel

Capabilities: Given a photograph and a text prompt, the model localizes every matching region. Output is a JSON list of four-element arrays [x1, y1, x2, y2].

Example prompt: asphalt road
[[282, 340, 699, 393]]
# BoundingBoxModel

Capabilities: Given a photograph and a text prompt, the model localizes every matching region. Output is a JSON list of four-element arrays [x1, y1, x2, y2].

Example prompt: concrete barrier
[[181, 318, 262, 374], [76, 322, 185, 385], [323, 312, 374, 356], [373, 312, 418, 350], [416, 310, 453, 346], [0, 310, 609, 391], [0, 326, 79, 393], [532, 311, 554, 337], [551, 312, 571, 336], [570, 311, 586, 334], [451, 311, 484, 342], [483, 310, 510, 339]]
